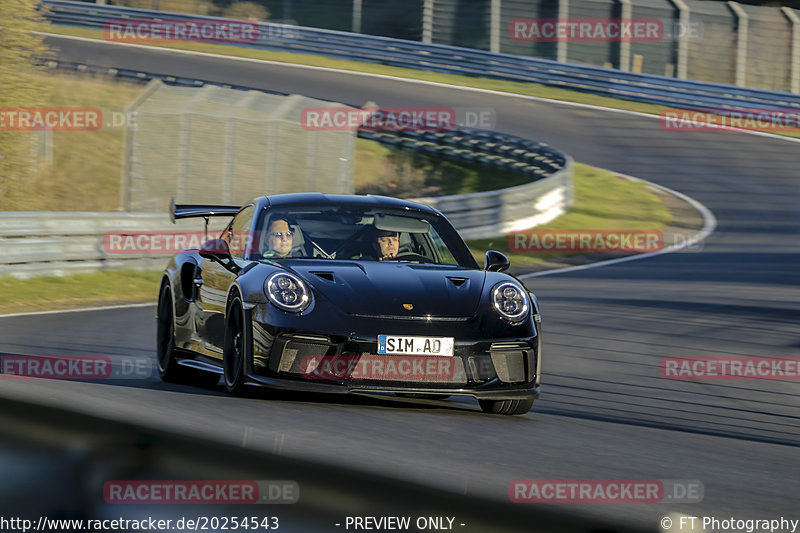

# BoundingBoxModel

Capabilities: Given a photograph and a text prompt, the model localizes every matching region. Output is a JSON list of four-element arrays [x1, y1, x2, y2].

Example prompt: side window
[[427, 227, 458, 265], [228, 205, 254, 258]]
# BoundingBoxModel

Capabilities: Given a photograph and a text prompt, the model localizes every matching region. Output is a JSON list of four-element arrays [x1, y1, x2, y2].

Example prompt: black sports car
[[157, 193, 542, 415]]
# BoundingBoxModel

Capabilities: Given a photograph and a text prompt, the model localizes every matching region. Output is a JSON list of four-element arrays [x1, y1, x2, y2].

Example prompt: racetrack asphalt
[[0, 35, 798, 531]]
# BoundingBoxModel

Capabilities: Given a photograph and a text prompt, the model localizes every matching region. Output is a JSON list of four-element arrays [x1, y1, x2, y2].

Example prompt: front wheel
[[223, 297, 249, 396], [478, 397, 534, 416]]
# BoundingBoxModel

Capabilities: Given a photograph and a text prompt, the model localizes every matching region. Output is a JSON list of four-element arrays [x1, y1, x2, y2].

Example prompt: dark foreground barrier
[[0, 395, 650, 533]]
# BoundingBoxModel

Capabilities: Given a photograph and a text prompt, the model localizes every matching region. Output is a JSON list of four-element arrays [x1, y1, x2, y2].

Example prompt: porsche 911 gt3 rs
[[157, 193, 541, 415]]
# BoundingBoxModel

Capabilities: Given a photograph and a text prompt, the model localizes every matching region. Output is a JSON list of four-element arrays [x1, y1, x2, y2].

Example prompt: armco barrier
[[0, 213, 204, 279], [42, 0, 800, 111]]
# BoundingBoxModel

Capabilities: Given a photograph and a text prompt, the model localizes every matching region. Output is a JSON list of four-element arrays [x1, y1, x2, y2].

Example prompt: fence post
[[782, 7, 800, 94], [422, 0, 433, 43], [557, 0, 569, 63], [668, 0, 689, 78], [174, 89, 208, 203], [35, 130, 54, 169], [353, 0, 362, 34], [563, 158, 574, 208], [175, 115, 192, 204], [222, 118, 235, 204], [617, 0, 631, 71], [728, 1, 748, 87], [339, 133, 355, 193], [490, 0, 501, 53], [265, 121, 278, 195], [121, 79, 161, 211], [265, 95, 298, 195]]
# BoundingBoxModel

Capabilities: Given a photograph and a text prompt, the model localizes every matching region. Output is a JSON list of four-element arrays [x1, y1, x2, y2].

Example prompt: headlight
[[265, 272, 311, 312], [491, 281, 529, 322]]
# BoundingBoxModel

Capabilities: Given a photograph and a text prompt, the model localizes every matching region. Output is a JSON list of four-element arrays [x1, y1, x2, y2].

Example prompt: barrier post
[[782, 7, 800, 94], [728, 1, 749, 86]]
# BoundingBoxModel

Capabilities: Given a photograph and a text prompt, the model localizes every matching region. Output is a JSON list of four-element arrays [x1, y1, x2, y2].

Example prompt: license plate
[[377, 335, 454, 356]]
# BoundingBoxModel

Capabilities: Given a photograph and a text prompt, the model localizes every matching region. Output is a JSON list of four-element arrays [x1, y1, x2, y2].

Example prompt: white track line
[[0, 302, 155, 319], [518, 172, 718, 279], [40, 32, 800, 145]]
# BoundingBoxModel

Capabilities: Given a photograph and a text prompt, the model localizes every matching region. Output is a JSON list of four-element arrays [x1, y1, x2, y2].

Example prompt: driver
[[263, 216, 295, 258], [372, 229, 400, 261]]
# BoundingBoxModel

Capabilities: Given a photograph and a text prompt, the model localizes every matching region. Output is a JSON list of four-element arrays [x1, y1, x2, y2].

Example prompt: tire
[[157, 282, 219, 387], [223, 296, 249, 396], [157, 283, 184, 382], [478, 397, 534, 416]]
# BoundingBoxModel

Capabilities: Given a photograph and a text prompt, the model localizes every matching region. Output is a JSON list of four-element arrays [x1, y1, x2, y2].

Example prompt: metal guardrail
[[42, 0, 800, 112], [361, 128, 573, 240], [0, 213, 196, 279]]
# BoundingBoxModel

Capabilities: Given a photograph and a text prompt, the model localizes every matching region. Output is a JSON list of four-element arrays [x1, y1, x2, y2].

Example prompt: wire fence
[[123, 80, 355, 211]]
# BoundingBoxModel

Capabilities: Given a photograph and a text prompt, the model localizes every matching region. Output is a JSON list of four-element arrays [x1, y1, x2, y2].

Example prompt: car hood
[[287, 261, 486, 317]]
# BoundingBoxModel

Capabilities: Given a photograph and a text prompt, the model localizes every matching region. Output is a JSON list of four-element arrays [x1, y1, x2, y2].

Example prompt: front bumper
[[249, 329, 540, 400]]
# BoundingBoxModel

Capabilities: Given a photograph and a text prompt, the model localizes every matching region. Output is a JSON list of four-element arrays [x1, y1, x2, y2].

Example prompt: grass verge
[[466, 163, 672, 266], [0, 270, 162, 315]]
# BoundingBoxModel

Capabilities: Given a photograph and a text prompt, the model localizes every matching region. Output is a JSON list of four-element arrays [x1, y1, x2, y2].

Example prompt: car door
[[197, 205, 254, 356]]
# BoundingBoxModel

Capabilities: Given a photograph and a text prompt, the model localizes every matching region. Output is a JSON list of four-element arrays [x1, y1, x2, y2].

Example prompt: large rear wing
[[169, 198, 240, 223]]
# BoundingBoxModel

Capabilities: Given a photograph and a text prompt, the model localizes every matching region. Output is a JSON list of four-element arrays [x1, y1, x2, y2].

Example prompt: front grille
[[348, 313, 471, 322]]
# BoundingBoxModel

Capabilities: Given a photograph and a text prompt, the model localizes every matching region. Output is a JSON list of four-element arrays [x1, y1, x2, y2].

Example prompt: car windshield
[[252, 205, 477, 267]]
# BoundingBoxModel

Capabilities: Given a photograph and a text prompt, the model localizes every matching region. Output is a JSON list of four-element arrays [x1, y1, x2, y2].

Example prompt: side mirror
[[484, 250, 510, 272], [199, 239, 239, 272]]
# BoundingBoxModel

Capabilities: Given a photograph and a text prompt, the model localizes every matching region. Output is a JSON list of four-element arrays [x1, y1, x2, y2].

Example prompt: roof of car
[[259, 192, 441, 216]]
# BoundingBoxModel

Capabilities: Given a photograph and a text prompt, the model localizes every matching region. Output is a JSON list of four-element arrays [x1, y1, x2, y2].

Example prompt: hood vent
[[447, 276, 468, 287], [311, 271, 335, 282]]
